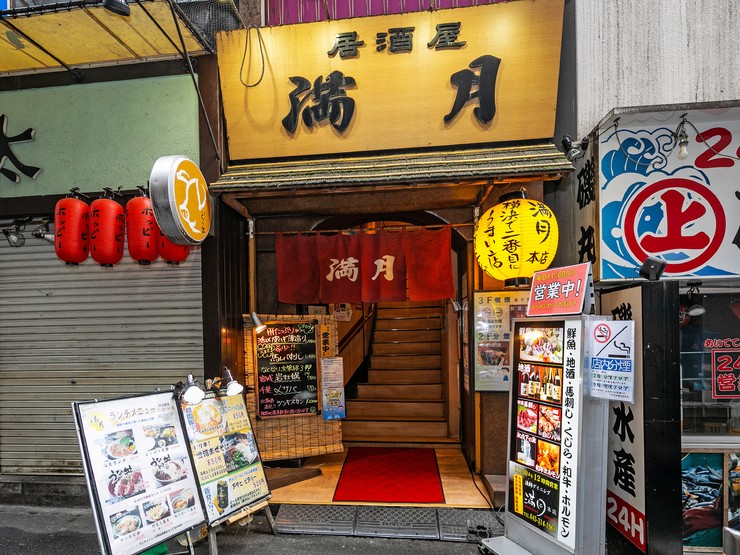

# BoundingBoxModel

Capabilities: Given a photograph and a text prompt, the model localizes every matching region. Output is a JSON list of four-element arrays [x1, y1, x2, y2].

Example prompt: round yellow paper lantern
[[474, 191, 559, 285]]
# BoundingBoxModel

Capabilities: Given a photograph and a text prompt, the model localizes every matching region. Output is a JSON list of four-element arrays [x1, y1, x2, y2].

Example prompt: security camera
[[561, 135, 589, 162]]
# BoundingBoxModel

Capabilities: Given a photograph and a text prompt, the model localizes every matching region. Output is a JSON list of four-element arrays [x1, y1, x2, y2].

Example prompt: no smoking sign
[[594, 323, 611, 343]]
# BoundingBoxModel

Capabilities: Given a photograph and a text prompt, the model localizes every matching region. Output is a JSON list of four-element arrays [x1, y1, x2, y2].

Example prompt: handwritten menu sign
[[180, 392, 270, 525], [73, 392, 206, 555], [254, 322, 321, 418], [507, 319, 583, 551]]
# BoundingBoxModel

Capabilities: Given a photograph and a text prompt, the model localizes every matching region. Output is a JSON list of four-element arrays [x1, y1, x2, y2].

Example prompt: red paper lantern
[[126, 190, 159, 265], [159, 234, 190, 265], [54, 192, 89, 265], [89, 194, 125, 267]]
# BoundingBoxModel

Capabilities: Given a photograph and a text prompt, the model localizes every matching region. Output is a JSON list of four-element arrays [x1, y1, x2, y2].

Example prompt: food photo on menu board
[[515, 431, 536, 467], [535, 439, 561, 479], [519, 326, 563, 364], [73, 392, 206, 555], [516, 400, 538, 434]]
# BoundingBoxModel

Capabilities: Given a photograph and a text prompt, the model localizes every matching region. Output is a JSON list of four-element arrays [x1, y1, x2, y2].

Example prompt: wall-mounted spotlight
[[103, 0, 131, 17], [561, 135, 589, 162], [251, 312, 267, 333], [673, 113, 689, 160], [175, 373, 206, 405], [638, 256, 667, 281], [32, 220, 55, 244], [686, 282, 706, 316], [2, 216, 32, 248], [210, 366, 244, 397]]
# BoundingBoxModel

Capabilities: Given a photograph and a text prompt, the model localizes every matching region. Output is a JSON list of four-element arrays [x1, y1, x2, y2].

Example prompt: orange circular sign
[[150, 156, 211, 244]]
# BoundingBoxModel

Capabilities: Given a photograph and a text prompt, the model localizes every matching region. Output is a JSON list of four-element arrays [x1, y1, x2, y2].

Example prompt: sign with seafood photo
[[179, 392, 270, 526], [507, 318, 584, 552], [73, 392, 206, 555]]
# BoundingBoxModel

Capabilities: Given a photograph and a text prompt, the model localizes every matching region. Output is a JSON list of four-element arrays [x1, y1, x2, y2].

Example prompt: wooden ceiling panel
[[0, 22, 57, 71], [0, 1, 208, 76]]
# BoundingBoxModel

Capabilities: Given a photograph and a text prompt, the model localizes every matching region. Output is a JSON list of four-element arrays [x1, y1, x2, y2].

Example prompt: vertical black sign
[[254, 322, 320, 418]]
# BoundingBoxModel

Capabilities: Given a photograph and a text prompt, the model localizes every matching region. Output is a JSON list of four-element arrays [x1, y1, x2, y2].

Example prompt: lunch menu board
[[507, 319, 583, 552], [73, 392, 206, 555], [180, 392, 270, 525], [254, 321, 321, 417]]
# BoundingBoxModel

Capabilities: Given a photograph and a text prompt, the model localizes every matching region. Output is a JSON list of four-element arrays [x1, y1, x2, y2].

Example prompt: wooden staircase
[[343, 300, 458, 448]]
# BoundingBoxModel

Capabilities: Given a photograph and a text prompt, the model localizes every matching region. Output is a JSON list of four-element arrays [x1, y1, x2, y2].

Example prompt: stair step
[[342, 419, 448, 438], [377, 307, 443, 318], [346, 399, 444, 418], [345, 414, 446, 422], [370, 354, 441, 369], [357, 383, 442, 400], [373, 342, 440, 355], [375, 317, 441, 331], [368, 369, 441, 384], [342, 435, 459, 448], [374, 329, 441, 343]]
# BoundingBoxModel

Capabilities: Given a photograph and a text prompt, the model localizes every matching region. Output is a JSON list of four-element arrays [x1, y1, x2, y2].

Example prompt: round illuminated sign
[[150, 155, 212, 245], [474, 197, 559, 281]]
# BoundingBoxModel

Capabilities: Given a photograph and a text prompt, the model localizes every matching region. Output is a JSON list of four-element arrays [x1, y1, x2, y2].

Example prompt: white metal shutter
[[0, 226, 203, 474]]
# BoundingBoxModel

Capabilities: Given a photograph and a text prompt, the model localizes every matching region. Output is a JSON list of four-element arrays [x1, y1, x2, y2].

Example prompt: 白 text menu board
[[254, 321, 320, 417], [73, 392, 206, 555]]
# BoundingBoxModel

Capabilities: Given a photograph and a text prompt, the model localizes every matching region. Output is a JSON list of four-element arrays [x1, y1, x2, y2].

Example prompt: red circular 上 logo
[[623, 178, 725, 274]]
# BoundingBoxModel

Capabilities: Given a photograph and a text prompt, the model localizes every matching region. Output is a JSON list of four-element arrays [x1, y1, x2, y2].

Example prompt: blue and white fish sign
[[588, 321, 635, 402]]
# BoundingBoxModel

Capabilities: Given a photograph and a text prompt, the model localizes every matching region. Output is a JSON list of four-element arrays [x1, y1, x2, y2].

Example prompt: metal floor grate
[[274, 504, 505, 542], [355, 506, 439, 539], [274, 504, 356, 535]]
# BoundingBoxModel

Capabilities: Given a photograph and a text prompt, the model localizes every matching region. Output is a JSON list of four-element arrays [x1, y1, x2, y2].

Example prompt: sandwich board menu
[[254, 321, 321, 417], [73, 392, 206, 555], [179, 391, 270, 526]]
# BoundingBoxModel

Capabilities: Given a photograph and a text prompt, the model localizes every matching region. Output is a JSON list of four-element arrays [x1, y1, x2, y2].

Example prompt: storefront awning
[[0, 0, 209, 77], [211, 144, 573, 216]]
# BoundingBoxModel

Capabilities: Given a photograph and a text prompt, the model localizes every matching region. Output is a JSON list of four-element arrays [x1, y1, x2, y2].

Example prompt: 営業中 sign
[[527, 263, 592, 317]]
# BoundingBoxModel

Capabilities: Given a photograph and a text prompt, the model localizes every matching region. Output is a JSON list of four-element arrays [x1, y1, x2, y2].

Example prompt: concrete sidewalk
[[0, 504, 484, 555]]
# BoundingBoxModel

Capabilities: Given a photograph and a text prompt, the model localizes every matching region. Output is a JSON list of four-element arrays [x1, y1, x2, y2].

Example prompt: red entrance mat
[[332, 447, 445, 504]]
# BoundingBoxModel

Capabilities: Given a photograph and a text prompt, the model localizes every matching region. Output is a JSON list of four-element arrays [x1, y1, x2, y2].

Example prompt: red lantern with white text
[[89, 189, 125, 267], [54, 189, 89, 265], [126, 188, 159, 265], [159, 234, 190, 265]]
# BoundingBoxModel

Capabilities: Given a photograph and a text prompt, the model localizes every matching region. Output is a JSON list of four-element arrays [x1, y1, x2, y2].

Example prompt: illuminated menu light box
[[484, 316, 609, 555]]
